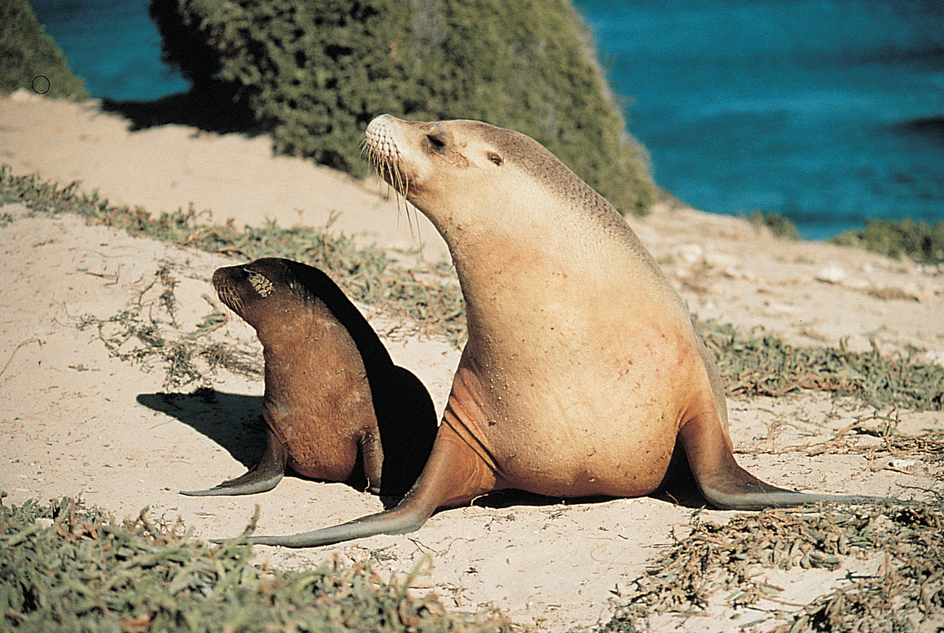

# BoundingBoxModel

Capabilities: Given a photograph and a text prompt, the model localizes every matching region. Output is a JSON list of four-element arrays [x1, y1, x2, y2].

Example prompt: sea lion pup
[[182, 257, 437, 499], [234, 117, 889, 548]]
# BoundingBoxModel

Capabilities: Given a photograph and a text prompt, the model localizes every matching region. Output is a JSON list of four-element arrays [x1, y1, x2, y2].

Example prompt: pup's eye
[[487, 152, 504, 166]]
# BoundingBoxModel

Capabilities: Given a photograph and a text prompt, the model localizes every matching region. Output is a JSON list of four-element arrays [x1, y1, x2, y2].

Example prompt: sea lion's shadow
[[137, 387, 434, 502], [137, 390, 266, 471], [467, 489, 704, 513]]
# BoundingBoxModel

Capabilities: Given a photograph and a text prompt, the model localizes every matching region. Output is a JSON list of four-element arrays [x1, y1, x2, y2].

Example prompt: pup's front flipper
[[181, 426, 288, 496]]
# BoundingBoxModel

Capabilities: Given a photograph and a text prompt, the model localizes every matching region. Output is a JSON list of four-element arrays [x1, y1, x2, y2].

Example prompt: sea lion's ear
[[426, 124, 452, 151], [486, 152, 504, 167]]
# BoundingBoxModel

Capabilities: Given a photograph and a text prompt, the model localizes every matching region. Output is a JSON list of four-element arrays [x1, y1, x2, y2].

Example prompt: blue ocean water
[[29, 0, 944, 239], [574, 0, 944, 238], [29, 0, 188, 101]]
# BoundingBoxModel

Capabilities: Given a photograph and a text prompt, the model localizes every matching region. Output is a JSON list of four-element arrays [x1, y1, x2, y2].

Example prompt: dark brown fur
[[181, 258, 437, 499]]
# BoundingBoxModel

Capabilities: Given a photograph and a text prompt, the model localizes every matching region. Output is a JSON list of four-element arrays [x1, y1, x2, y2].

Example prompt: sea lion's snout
[[212, 266, 244, 316], [364, 115, 410, 196], [364, 115, 399, 164], [425, 123, 453, 152]]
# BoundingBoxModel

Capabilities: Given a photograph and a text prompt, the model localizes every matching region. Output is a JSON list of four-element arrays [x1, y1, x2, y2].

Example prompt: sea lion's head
[[212, 258, 308, 328], [364, 114, 620, 262], [364, 114, 613, 240]]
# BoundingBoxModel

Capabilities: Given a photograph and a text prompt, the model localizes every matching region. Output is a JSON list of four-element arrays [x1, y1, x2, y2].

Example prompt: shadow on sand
[[137, 389, 265, 471], [101, 83, 262, 136]]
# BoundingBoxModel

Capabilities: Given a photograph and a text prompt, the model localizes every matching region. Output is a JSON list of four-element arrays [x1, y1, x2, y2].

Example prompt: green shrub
[[150, 0, 655, 214], [0, 0, 88, 99], [746, 210, 800, 241], [831, 219, 944, 265]]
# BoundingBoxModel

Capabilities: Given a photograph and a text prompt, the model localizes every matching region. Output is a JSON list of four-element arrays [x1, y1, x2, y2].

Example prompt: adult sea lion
[[182, 257, 437, 499], [230, 117, 889, 548]]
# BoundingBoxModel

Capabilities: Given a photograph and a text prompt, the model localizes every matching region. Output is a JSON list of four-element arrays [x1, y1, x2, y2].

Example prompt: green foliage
[[696, 317, 944, 412], [150, 0, 655, 213], [0, 0, 88, 99], [0, 495, 510, 632], [746, 210, 801, 240], [3, 165, 944, 411], [147, 0, 222, 90], [830, 219, 944, 266]]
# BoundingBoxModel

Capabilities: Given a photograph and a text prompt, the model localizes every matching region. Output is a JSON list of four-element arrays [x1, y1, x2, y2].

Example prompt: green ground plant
[[831, 219, 944, 266], [2, 165, 943, 412], [0, 494, 510, 632], [148, 0, 655, 214], [0, 0, 88, 99], [746, 210, 801, 241], [696, 319, 944, 412]]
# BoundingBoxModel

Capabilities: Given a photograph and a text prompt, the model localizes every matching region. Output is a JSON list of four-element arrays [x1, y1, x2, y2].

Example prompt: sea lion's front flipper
[[213, 417, 500, 548], [181, 426, 288, 497]]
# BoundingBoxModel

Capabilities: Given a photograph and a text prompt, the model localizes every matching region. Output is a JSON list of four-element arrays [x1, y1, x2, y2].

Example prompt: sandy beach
[[1, 90, 942, 631]]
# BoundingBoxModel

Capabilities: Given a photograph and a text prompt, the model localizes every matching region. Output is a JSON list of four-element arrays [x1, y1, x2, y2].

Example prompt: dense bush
[[0, 0, 88, 99], [746, 210, 801, 240], [831, 219, 944, 265], [150, 0, 655, 214]]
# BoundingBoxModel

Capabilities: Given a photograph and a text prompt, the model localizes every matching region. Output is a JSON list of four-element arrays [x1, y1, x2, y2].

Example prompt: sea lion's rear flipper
[[678, 410, 896, 509], [181, 426, 288, 497], [213, 418, 499, 548], [359, 432, 384, 496]]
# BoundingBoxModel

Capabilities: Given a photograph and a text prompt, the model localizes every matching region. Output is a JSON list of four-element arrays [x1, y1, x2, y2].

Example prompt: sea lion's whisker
[[362, 140, 421, 244]]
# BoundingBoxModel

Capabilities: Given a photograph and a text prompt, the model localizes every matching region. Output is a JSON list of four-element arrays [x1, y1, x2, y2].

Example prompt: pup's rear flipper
[[211, 417, 500, 548]]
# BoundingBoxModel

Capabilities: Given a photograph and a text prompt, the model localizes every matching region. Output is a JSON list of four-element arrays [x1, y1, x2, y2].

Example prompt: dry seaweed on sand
[[0, 493, 511, 633], [601, 503, 944, 633], [739, 405, 944, 469], [71, 262, 262, 391]]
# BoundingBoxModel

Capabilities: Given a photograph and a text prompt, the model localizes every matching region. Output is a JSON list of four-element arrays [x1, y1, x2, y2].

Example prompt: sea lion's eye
[[427, 133, 446, 150], [426, 125, 452, 151], [486, 152, 504, 166]]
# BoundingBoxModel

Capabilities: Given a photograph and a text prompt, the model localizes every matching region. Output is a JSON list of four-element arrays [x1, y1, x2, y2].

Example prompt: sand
[[1, 90, 942, 631]]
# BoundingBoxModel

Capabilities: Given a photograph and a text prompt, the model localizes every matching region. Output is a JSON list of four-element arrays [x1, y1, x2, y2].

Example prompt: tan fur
[[366, 114, 723, 501]]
